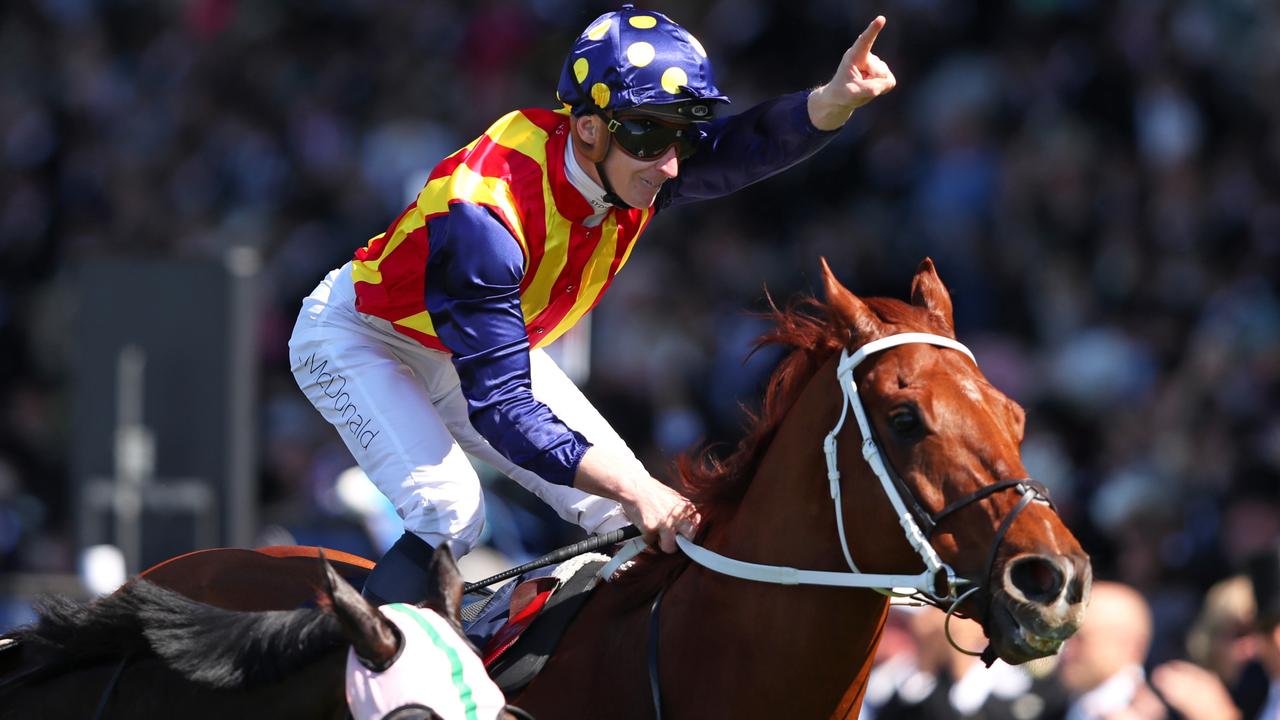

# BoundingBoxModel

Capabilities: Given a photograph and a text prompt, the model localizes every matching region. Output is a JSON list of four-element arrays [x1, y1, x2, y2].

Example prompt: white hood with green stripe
[[346, 603, 506, 720]]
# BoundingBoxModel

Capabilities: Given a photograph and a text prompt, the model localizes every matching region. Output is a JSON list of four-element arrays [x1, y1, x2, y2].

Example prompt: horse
[[5, 257, 1089, 719], [0, 546, 513, 720], [508, 258, 1092, 718]]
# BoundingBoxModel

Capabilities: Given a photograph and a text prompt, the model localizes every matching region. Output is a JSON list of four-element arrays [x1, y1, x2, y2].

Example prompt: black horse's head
[[325, 546, 512, 720]]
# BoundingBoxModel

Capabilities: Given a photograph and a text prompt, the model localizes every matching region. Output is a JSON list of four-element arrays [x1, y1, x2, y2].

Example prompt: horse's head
[[322, 547, 510, 720], [822, 258, 1090, 665]]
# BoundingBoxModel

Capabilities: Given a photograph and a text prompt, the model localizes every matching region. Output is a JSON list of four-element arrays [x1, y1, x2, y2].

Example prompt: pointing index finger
[[851, 15, 886, 65]]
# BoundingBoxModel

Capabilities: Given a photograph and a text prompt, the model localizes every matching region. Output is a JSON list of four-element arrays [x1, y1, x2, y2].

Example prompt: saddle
[[464, 553, 608, 694], [140, 545, 375, 611]]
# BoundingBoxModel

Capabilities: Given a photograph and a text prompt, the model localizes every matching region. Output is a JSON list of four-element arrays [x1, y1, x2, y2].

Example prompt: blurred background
[[0, 0, 1277, 715]]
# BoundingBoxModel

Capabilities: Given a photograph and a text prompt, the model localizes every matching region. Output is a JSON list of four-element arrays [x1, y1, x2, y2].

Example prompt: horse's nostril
[[1065, 555, 1091, 605], [1008, 556, 1065, 604]]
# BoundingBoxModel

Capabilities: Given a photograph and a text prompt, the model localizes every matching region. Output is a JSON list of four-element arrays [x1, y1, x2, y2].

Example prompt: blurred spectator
[[1148, 661, 1242, 720], [1111, 572, 1265, 720], [1055, 581, 1163, 720], [871, 608, 1066, 720], [1182, 575, 1261, 703], [860, 607, 919, 720], [1249, 544, 1280, 720]]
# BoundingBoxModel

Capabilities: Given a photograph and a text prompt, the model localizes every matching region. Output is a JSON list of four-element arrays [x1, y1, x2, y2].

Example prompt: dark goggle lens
[[607, 117, 700, 160]]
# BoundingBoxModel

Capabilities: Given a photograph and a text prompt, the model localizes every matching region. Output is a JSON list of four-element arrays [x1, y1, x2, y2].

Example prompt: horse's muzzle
[[986, 551, 1091, 664]]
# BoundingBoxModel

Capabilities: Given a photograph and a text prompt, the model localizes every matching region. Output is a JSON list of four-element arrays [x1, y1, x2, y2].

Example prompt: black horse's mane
[[10, 578, 346, 689]]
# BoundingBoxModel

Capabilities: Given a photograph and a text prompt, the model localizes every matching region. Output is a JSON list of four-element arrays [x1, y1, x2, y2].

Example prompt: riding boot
[[362, 531, 440, 606]]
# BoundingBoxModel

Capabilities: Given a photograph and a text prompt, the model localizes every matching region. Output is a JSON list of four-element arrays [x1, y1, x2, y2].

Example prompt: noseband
[[666, 332, 1053, 658]]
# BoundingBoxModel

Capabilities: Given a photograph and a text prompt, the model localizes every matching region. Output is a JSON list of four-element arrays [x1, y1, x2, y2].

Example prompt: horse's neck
[[518, 353, 896, 718], [715, 352, 874, 573], [670, 352, 891, 714]]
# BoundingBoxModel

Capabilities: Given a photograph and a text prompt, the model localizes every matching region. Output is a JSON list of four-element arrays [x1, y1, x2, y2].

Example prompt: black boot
[[362, 531, 440, 606]]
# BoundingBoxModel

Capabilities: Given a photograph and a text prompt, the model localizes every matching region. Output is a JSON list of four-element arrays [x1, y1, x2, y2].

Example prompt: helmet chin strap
[[591, 133, 632, 210]]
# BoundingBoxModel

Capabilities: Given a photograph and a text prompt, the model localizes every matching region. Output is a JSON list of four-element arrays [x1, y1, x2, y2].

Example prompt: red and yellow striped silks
[[351, 108, 653, 351]]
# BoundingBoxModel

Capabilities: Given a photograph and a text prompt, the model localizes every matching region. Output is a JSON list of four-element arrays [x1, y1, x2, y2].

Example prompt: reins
[[463, 335, 1053, 713], [90, 653, 130, 720], [661, 332, 1053, 661], [646, 587, 668, 720]]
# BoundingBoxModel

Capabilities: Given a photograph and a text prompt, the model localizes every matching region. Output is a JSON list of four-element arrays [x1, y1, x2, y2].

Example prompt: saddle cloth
[[463, 553, 607, 694]]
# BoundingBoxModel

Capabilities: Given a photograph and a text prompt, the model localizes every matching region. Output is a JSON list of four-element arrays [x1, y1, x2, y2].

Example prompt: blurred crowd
[[862, 545, 1280, 719], [0, 0, 1278, 712]]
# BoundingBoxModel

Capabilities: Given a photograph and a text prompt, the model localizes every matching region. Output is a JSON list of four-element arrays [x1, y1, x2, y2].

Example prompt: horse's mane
[[678, 295, 845, 511], [9, 579, 345, 689], [609, 293, 937, 602]]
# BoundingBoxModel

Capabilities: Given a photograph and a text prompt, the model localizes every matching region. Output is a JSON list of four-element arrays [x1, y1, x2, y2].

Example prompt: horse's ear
[[320, 553, 401, 669], [420, 543, 464, 629], [910, 257, 956, 338], [820, 257, 882, 341]]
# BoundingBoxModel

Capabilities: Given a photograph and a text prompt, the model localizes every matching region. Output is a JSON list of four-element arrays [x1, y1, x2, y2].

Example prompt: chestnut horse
[[512, 259, 1091, 718]]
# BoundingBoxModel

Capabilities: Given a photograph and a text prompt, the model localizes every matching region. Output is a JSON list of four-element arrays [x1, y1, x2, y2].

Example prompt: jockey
[[289, 4, 896, 605]]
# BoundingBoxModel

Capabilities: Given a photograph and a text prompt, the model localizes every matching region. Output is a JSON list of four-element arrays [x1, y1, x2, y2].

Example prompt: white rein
[[600, 333, 978, 601]]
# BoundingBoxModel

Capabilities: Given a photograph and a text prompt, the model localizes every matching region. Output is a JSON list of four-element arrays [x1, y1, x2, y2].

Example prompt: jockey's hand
[[573, 445, 701, 553], [616, 475, 701, 554], [808, 15, 896, 131]]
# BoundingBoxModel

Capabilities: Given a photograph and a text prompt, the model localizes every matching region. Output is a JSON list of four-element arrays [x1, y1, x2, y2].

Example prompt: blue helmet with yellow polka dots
[[557, 5, 728, 122]]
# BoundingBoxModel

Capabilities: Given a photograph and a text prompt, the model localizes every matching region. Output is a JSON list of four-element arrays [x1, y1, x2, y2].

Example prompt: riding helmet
[[556, 4, 729, 122]]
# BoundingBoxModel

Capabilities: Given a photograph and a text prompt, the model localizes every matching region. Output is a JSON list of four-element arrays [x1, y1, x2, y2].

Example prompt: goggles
[[604, 114, 702, 161]]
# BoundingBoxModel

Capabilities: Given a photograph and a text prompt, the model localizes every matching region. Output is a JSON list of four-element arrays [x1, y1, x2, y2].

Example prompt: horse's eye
[[888, 407, 921, 436]]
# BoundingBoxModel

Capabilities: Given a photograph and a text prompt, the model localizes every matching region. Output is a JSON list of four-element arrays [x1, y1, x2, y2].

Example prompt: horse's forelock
[[862, 296, 953, 338]]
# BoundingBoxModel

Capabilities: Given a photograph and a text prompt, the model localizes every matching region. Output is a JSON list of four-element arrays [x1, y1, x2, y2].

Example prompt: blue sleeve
[[423, 202, 590, 487], [656, 90, 840, 210]]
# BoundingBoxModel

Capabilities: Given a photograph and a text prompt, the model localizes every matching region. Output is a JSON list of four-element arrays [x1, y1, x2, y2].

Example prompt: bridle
[[821, 334, 1053, 634], [613, 332, 1053, 657]]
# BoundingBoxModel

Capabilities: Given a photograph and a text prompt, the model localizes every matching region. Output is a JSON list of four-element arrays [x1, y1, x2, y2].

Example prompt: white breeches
[[288, 262, 631, 555]]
